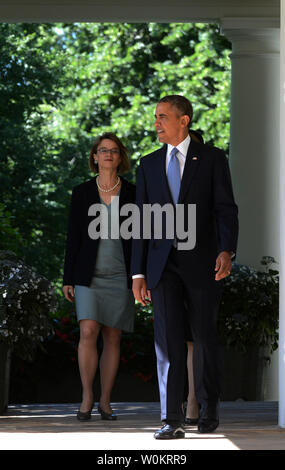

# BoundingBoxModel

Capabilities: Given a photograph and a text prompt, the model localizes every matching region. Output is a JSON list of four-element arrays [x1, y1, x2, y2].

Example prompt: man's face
[[154, 102, 189, 146]]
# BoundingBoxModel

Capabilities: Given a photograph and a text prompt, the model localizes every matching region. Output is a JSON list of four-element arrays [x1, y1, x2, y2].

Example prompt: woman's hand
[[62, 285, 75, 302]]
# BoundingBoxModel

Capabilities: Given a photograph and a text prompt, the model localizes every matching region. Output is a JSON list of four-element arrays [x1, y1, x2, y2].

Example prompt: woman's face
[[94, 139, 121, 172]]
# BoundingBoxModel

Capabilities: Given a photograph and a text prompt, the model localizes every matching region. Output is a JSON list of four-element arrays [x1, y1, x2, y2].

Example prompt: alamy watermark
[[88, 196, 196, 250]]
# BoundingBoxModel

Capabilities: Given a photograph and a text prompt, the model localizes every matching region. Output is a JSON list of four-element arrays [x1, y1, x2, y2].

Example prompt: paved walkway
[[0, 401, 284, 450]]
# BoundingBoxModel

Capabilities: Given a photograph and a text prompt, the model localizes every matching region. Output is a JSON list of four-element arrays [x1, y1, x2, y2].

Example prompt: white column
[[221, 18, 280, 269], [221, 18, 280, 401], [279, 1, 285, 428]]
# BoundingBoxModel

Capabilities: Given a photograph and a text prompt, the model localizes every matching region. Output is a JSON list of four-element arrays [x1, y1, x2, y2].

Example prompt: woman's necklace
[[96, 175, 120, 193]]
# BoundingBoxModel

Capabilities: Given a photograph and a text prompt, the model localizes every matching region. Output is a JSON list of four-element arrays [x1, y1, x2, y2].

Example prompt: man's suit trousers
[[151, 247, 222, 422]]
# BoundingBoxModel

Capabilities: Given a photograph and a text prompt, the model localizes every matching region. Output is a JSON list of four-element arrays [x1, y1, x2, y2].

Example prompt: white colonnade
[[221, 17, 280, 268], [221, 17, 280, 404]]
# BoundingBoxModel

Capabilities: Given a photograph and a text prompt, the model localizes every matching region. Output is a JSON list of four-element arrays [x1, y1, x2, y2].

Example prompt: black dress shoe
[[154, 423, 185, 440], [185, 417, 199, 425], [76, 403, 94, 421], [198, 401, 219, 433], [98, 404, 117, 420]]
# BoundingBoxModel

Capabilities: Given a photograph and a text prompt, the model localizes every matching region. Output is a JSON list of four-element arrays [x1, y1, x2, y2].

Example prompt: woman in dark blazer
[[63, 132, 136, 421]]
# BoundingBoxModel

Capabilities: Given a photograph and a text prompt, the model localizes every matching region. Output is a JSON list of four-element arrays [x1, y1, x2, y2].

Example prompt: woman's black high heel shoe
[[185, 416, 199, 425], [183, 401, 200, 426], [98, 404, 117, 420], [77, 403, 94, 421]]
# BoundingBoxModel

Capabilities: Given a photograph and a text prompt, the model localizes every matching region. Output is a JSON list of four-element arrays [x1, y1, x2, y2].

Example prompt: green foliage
[[48, 23, 231, 174], [218, 256, 279, 353], [0, 203, 24, 252], [0, 250, 56, 361], [0, 23, 70, 286]]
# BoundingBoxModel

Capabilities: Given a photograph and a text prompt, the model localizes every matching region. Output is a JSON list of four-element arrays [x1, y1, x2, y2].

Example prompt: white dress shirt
[[132, 134, 191, 279], [165, 133, 191, 178]]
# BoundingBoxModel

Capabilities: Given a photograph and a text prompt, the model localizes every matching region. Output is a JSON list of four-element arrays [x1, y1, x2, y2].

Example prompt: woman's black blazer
[[63, 177, 136, 289]]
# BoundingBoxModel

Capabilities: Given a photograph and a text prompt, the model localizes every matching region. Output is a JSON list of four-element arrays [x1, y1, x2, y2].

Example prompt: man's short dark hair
[[158, 95, 193, 128]]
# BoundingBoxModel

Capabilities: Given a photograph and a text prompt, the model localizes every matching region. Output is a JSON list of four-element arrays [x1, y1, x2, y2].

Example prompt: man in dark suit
[[131, 95, 238, 439]]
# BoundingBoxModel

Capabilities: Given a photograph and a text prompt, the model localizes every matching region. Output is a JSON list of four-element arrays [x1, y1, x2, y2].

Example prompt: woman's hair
[[189, 129, 204, 144], [89, 132, 131, 174]]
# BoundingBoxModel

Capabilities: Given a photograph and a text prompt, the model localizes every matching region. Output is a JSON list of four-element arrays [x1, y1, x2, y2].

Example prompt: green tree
[[0, 204, 23, 252], [47, 23, 231, 168], [0, 24, 69, 286]]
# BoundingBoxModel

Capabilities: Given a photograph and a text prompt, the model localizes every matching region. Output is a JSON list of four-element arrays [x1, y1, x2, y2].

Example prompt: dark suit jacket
[[131, 140, 239, 289], [63, 177, 136, 289]]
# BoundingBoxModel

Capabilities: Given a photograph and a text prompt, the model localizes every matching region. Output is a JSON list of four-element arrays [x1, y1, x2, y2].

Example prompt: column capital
[[220, 17, 280, 57]]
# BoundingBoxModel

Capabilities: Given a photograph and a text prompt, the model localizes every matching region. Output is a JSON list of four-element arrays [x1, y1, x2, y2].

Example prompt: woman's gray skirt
[[75, 273, 134, 332]]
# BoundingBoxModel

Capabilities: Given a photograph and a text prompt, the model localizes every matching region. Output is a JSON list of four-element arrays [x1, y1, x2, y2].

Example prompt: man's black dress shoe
[[198, 402, 219, 433], [154, 423, 185, 440]]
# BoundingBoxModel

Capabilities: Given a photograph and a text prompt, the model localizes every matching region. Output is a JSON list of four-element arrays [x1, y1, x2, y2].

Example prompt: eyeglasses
[[97, 148, 120, 155]]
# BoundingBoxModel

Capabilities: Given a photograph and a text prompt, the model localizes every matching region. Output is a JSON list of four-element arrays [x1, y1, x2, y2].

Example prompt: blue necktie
[[167, 147, 181, 204]]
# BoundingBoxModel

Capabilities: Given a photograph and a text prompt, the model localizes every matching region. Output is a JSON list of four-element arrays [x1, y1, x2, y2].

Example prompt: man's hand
[[132, 278, 152, 306], [62, 285, 75, 302], [215, 251, 232, 281]]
